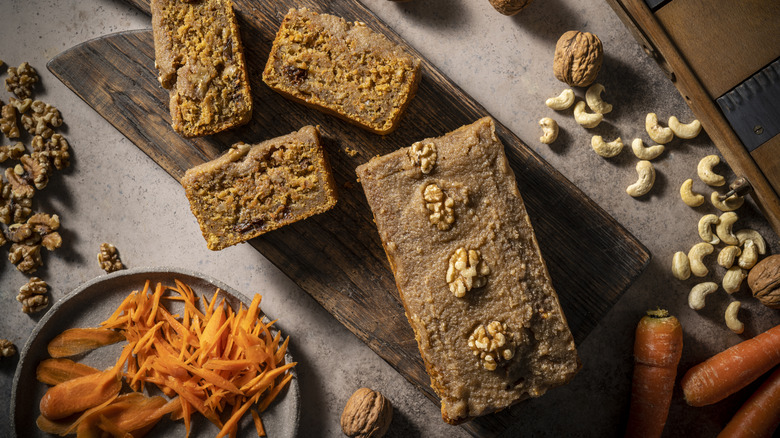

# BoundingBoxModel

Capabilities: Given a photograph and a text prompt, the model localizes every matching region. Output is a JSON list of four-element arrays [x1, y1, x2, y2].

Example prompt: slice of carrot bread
[[150, 0, 252, 137], [182, 126, 337, 250], [262, 8, 421, 135], [356, 117, 579, 423]]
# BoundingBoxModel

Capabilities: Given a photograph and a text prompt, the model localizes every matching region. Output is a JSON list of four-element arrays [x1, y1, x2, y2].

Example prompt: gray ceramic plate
[[11, 267, 300, 438]]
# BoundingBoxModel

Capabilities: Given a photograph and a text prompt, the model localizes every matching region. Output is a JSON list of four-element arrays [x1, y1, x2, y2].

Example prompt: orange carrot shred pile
[[100, 280, 295, 437], [37, 279, 294, 437]]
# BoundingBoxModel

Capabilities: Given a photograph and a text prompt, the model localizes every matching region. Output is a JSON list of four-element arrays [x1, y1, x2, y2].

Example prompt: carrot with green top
[[625, 309, 683, 438], [718, 366, 780, 438], [682, 323, 780, 407]]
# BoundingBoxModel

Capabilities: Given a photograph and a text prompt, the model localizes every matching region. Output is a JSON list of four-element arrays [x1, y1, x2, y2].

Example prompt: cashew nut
[[672, 251, 691, 281], [711, 191, 744, 212], [680, 178, 704, 207], [697, 155, 726, 187], [591, 135, 623, 158], [736, 229, 767, 255], [626, 160, 655, 197], [698, 214, 721, 245], [573, 100, 603, 129], [545, 89, 575, 111], [631, 138, 665, 160], [668, 116, 702, 139], [585, 83, 612, 114], [688, 282, 718, 311], [717, 245, 742, 269], [688, 242, 714, 277], [716, 212, 739, 245], [724, 301, 744, 334], [723, 266, 746, 294], [738, 239, 758, 270], [539, 118, 559, 144], [645, 113, 674, 144]]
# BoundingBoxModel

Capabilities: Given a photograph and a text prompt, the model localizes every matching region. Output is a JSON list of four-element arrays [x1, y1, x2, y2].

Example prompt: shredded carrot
[[36, 279, 294, 437], [91, 279, 294, 437]]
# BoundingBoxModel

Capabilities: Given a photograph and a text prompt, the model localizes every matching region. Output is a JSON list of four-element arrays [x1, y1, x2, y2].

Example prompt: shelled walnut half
[[98, 243, 124, 273], [468, 321, 514, 371], [0, 339, 17, 358], [21, 100, 62, 139], [17, 276, 49, 313], [32, 134, 70, 170], [6, 62, 39, 99]]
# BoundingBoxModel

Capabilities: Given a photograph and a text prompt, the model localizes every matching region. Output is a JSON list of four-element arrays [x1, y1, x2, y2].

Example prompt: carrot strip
[[47, 328, 125, 358], [36, 358, 100, 386], [257, 372, 294, 413], [145, 282, 166, 327], [682, 323, 780, 406], [625, 309, 683, 438], [131, 321, 165, 355], [251, 408, 266, 437], [216, 392, 263, 438], [719, 366, 780, 438]]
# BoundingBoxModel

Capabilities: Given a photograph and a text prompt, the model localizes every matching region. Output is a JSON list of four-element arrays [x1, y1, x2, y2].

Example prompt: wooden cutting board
[[47, 0, 650, 435]]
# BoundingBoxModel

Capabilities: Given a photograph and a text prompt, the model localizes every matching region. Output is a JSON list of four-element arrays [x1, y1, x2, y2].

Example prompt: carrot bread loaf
[[151, 0, 252, 137], [356, 117, 579, 423], [262, 8, 422, 135], [182, 126, 337, 250]]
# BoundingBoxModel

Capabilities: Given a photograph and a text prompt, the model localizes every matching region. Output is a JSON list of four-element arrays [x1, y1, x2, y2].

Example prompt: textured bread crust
[[182, 126, 337, 250], [151, 0, 252, 137], [356, 117, 579, 424], [262, 8, 421, 135]]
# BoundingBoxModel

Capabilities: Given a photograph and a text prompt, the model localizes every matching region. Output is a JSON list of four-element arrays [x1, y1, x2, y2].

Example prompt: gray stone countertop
[[1, 0, 778, 437]]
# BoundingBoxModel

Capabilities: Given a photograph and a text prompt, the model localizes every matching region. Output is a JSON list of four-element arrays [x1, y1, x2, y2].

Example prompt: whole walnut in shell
[[489, 0, 534, 15], [341, 387, 393, 438], [553, 30, 603, 87], [748, 254, 780, 309]]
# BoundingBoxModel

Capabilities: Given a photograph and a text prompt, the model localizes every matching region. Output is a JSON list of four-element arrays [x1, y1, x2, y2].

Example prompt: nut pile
[[671, 158, 773, 333], [540, 30, 702, 199], [1, 61, 71, 314]]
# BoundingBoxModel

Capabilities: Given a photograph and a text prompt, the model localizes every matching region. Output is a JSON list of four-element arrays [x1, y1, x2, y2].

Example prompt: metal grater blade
[[716, 58, 780, 152]]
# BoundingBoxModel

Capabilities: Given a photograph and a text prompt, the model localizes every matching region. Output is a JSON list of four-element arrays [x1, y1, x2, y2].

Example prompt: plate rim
[[10, 265, 301, 438]]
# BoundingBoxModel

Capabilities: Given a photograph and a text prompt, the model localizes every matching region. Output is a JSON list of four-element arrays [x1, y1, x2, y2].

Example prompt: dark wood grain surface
[[47, 0, 649, 435]]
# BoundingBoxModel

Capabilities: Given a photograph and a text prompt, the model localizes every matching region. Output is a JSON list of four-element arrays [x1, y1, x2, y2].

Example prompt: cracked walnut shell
[[6, 62, 38, 99], [446, 247, 490, 297], [17, 276, 49, 313], [340, 387, 393, 438], [98, 243, 124, 273], [748, 255, 780, 309], [553, 30, 603, 87]]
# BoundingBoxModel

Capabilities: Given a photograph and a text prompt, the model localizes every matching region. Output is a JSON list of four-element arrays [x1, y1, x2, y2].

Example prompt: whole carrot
[[682, 323, 780, 407], [718, 366, 780, 438], [625, 309, 683, 438]]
